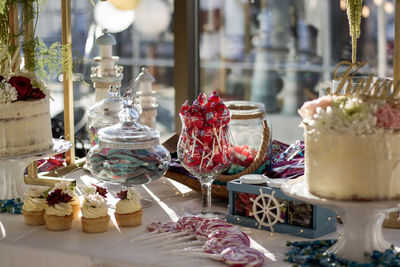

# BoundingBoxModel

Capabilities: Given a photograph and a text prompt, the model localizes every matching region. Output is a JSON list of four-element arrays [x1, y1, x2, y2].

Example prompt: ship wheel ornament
[[250, 188, 285, 232]]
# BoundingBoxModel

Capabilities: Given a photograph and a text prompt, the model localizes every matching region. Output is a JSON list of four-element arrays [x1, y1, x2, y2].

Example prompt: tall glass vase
[[177, 114, 234, 217]]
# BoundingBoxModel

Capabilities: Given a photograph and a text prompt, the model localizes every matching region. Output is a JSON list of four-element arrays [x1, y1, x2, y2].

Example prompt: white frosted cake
[[0, 74, 52, 157], [299, 94, 400, 200]]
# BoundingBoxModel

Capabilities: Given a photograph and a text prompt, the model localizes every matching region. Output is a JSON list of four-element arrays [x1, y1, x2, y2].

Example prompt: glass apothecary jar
[[222, 101, 271, 177], [86, 89, 171, 186], [87, 86, 124, 147]]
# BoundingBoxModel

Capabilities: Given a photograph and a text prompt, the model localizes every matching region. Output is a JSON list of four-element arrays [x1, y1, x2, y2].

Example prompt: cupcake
[[114, 188, 142, 227], [44, 189, 73, 231], [54, 180, 80, 219], [22, 187, 50, 226], [81, 194, 109, 233]]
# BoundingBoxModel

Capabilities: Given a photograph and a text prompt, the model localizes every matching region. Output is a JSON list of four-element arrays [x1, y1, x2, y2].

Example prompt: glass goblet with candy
[[177, 92, 234, 217]]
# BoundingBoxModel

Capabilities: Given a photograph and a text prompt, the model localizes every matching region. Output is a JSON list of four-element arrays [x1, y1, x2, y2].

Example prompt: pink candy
[[208, 229, 250, 247], [147, 221, 177, 233], [146, 216, 266, 267], [176, 216, 205, 232], [195, 219, 234, 239], [203, 236, 248, 254], [221, 246, 265, 267]]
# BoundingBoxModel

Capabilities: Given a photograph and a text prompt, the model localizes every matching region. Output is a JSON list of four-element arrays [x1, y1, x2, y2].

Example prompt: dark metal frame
[[173, 0, 200, 132]]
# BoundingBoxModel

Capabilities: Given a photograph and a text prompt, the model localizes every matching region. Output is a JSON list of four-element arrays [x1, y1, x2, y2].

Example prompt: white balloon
[[134, 0, 171, 36], [94, 1, 135, 33]]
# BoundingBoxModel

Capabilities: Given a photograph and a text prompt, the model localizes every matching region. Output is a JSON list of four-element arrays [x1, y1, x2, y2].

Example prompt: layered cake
[[0, 74, 52, 157], [299, 94, 400, 200]]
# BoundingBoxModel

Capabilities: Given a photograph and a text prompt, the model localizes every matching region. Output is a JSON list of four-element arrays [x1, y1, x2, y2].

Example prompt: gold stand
[[24, 158, 86, 186], [21, 0, 82, 186]]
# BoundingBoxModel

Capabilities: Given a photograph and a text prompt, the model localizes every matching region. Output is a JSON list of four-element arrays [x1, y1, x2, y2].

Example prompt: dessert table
[[1, 169, 400, 267]]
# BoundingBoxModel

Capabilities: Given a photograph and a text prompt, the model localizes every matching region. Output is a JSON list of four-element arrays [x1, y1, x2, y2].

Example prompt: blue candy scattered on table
[[0, 198, 23, 214], [285, 239, 400, 266]]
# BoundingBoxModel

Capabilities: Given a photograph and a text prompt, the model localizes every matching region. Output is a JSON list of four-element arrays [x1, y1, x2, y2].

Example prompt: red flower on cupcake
[[8, 75, 45, 100], [92, 184, 108, 198], [117, 190, 128, 200], [46, 189, 73, 206]]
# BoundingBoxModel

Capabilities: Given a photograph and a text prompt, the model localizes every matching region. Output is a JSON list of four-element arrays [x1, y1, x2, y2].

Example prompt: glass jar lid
[[98, 88, 160, 149], [88, 85, 124, 120], [225, 101, 265, 120]]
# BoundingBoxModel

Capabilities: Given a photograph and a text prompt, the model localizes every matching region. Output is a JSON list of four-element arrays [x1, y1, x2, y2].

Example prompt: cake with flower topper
[[299, 62, 400, 201], [114, 188, 142, 227], [81, 185, 109, 233], [0, 72, 52, 157]]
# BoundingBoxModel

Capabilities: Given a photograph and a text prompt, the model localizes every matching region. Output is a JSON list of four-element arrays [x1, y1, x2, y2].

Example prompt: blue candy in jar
[[86, 88, 171, 186]]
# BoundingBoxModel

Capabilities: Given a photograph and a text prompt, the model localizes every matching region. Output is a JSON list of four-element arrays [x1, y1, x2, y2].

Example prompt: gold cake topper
[[327, 61, 397, 101]]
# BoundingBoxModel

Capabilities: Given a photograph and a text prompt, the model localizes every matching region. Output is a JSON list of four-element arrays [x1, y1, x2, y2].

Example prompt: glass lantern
[[224, 101, 271, 175]]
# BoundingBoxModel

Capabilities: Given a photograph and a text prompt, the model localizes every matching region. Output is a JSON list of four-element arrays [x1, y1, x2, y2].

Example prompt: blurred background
[[35, 0, 395, 157]]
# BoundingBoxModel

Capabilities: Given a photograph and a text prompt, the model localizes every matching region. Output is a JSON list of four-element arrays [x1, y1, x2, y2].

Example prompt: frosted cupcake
[[44, 189, 73, 231], [81, 193, 109, 233], [22, 187, 50, 226], [114, 188, 142, 227], [54, 180, 80, 219]]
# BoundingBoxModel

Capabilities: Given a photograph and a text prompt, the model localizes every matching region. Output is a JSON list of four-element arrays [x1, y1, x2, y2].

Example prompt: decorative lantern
[[91, 28, 124, 103], [135, 67, 158, 128]]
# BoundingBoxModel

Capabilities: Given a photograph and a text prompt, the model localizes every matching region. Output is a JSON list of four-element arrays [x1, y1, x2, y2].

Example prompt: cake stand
[[0, 139, 72, 201], [281, 176, 400, 263]]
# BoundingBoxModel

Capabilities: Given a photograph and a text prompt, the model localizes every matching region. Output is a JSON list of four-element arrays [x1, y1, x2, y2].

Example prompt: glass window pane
[[36, 0, 175, 157], [199, 0, 390, 143]]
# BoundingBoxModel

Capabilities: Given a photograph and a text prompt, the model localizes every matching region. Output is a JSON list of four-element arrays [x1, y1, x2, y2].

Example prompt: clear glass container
[[87, 86, 124, 147], [86, 89, 171, 185], [224, 101, 271, 175]]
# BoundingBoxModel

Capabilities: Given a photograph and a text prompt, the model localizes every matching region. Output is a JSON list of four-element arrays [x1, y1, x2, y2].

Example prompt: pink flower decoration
[[376, 104, 400, 129], [298, 95, 332, 119]]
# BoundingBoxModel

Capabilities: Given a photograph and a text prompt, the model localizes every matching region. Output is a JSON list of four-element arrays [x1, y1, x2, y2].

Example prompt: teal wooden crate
[[227, 179, 336, 239]]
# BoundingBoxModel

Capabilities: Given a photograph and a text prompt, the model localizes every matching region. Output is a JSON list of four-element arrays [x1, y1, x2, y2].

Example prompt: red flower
[[9, 76, 33, 100], [92, 184, 108, 198], [46, 188, 72, 206], [30, 88, 46, 99], [117, 190, 128, 200]]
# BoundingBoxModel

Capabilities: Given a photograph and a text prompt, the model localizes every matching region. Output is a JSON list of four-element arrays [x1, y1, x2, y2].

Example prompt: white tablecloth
[[1, 169, 400, 267]]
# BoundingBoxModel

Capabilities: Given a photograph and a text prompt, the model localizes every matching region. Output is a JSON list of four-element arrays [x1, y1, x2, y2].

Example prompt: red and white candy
[[194, 218, 234, 238], [144, 216, 266, 267], [179, 92, 232, 173], [208, 228, 250, 248], [221, 246, 265, 267], [202, 236, 249, 254], [147, 221, 177, 233]]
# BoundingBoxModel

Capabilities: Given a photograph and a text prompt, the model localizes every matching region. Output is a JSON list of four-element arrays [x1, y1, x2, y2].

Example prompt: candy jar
[[177, 92, 234, 217], [86, 88, 171, 186], [87, 85, 124, 147], [221, 101, 271, 178]]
